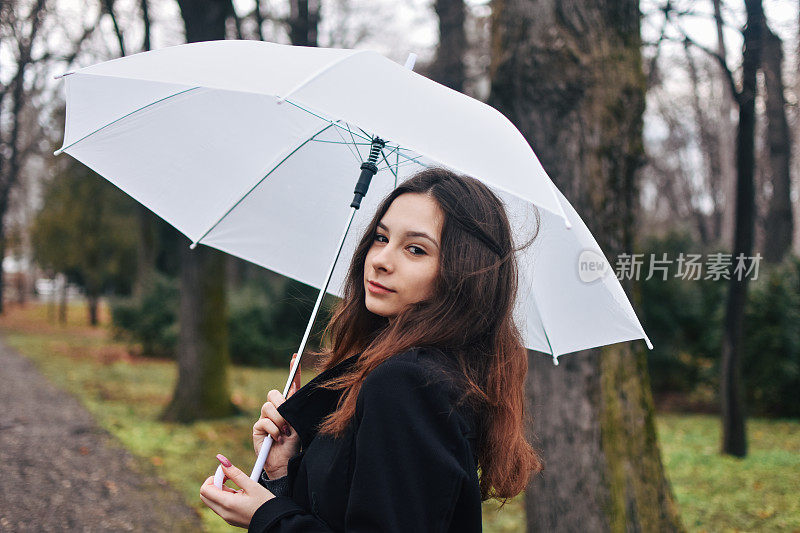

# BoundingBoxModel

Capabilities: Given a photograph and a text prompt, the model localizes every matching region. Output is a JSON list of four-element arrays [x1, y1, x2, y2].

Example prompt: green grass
[[2, 302, 797, 532], [656, 414, 800, 532]]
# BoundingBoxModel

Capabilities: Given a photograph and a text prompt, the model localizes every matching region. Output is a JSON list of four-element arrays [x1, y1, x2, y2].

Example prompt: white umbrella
[[54, 40, 652, 486]]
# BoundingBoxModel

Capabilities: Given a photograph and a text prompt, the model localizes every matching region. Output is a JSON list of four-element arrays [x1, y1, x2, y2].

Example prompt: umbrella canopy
[[55, 39, 652, 360]]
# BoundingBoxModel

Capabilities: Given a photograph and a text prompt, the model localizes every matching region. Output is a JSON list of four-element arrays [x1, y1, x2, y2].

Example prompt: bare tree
[[0, 0, 47, 313], [650, 0, 767, 457], [683, 40, 730, 246], [719, 0, 762, 458], [760, 20, 793, 263], [713, 0, 738, 248]]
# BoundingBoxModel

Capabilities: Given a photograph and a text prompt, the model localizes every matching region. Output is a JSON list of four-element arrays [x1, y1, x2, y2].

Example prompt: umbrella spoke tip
[[189, 242, 198, 250]]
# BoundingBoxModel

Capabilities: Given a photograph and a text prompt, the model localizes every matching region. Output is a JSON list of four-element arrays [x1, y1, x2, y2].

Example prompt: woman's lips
[[367, 280, 394, 294]]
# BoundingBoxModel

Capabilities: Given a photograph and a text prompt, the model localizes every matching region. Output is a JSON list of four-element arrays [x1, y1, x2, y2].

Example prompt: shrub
[[638, 231, 724, 394], [110, 273, 179, 358], [228, 278, 328, 367], [743, 255, 800, 417]]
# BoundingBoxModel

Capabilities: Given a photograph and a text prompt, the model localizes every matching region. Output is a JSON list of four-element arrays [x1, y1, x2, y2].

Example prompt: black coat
[[247, 347, 483, 532]]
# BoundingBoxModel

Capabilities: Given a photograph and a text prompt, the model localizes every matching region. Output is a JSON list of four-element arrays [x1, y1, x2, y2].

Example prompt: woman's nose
[[370, 246, 394, 272]]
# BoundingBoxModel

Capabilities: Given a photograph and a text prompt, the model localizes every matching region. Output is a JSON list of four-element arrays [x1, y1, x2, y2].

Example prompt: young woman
[[199, 167, 543, 531]]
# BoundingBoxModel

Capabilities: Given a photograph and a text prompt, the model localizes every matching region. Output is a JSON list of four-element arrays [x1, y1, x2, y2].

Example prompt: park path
[[0, 337, 203, 531]]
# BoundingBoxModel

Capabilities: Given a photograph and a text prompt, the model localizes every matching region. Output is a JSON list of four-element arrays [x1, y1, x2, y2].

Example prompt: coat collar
[[277, 353, 360, 450]]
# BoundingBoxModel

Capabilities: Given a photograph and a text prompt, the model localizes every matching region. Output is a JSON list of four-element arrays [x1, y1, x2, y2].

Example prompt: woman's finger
[[289, 353, 301, 397], [217, 457, 262, 493], [253, 416, 283, 443], [266, 391, 295, 437], [201, 475, 233, 493], [259, 398, 287, 436]]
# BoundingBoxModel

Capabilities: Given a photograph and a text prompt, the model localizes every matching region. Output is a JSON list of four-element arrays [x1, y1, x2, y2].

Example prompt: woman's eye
[[374, 233, 388, 243], [408, 246, 426, 256]]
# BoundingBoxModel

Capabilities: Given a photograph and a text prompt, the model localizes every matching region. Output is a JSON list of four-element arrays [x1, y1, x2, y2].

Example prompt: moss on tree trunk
[[489, 0, 683, 530]]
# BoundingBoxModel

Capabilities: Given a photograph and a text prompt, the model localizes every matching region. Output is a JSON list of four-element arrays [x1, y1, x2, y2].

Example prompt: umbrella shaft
[[282, 206, 358, 397]]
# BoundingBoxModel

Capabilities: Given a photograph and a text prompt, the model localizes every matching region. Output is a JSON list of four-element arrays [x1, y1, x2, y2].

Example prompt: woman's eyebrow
[[377, 222, 440, 249]]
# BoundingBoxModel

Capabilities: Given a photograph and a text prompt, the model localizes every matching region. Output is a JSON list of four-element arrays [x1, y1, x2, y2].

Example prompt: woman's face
[[364, 192, 443, 318]]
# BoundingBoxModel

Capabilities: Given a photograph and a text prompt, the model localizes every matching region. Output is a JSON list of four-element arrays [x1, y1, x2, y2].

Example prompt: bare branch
[[60, 12, 104, 68], [102, 0, 127, 56], [229, 0, 243, 40], [253, 0, 266, 41], [141, 0, 151, 51]]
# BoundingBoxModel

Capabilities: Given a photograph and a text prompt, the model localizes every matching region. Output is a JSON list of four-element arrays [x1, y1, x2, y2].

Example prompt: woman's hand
[[200, 455, 274, 528], [253, 353, 302, 479]]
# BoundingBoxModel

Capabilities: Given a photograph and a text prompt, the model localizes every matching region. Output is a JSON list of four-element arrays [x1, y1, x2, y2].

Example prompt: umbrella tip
[[189, 242, 198, 250], [404, 53, 417, 71], [552, 355, 559, 366]]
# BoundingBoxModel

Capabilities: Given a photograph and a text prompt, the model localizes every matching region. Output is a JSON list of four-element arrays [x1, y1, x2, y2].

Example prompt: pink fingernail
[[216, 453, 232, 467]]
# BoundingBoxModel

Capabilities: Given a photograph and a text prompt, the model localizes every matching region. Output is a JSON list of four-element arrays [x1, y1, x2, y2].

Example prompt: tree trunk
[[162, 0, 236, 422], [134, 204, 158, 298], [0, 215, 5, 314], [794, 2, 800, 255], [288, 0, 319, 46], [87, 294, 99, 326], [489, 0, 683, 530], [163, 244, 236, 421], [58, 274, 68, 325], [720, 0, 763, 458], [429, 0, 467, 92], [760, 21, 793, 263]]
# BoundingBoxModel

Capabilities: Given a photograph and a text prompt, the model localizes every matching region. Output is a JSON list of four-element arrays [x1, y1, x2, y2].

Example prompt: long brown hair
[[313, 167, 543, 502]]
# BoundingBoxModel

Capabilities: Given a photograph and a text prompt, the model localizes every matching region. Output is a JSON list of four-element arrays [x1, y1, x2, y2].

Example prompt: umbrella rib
[[380, 148, 399, 187], [281, 100, 370, 164], [343, 124, 365, 162], [377, 157, 428, 174], [381, 144, 399, 158], [309, 139, 372, 145], [525, 277, 557, 363], [282, 99, 371, 142], [332, 124, 363, 164], [356, 126, 372, 140], [392, 150, 427, 167], [189, 122, 336, 249], [53, 86, 201, 155]]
